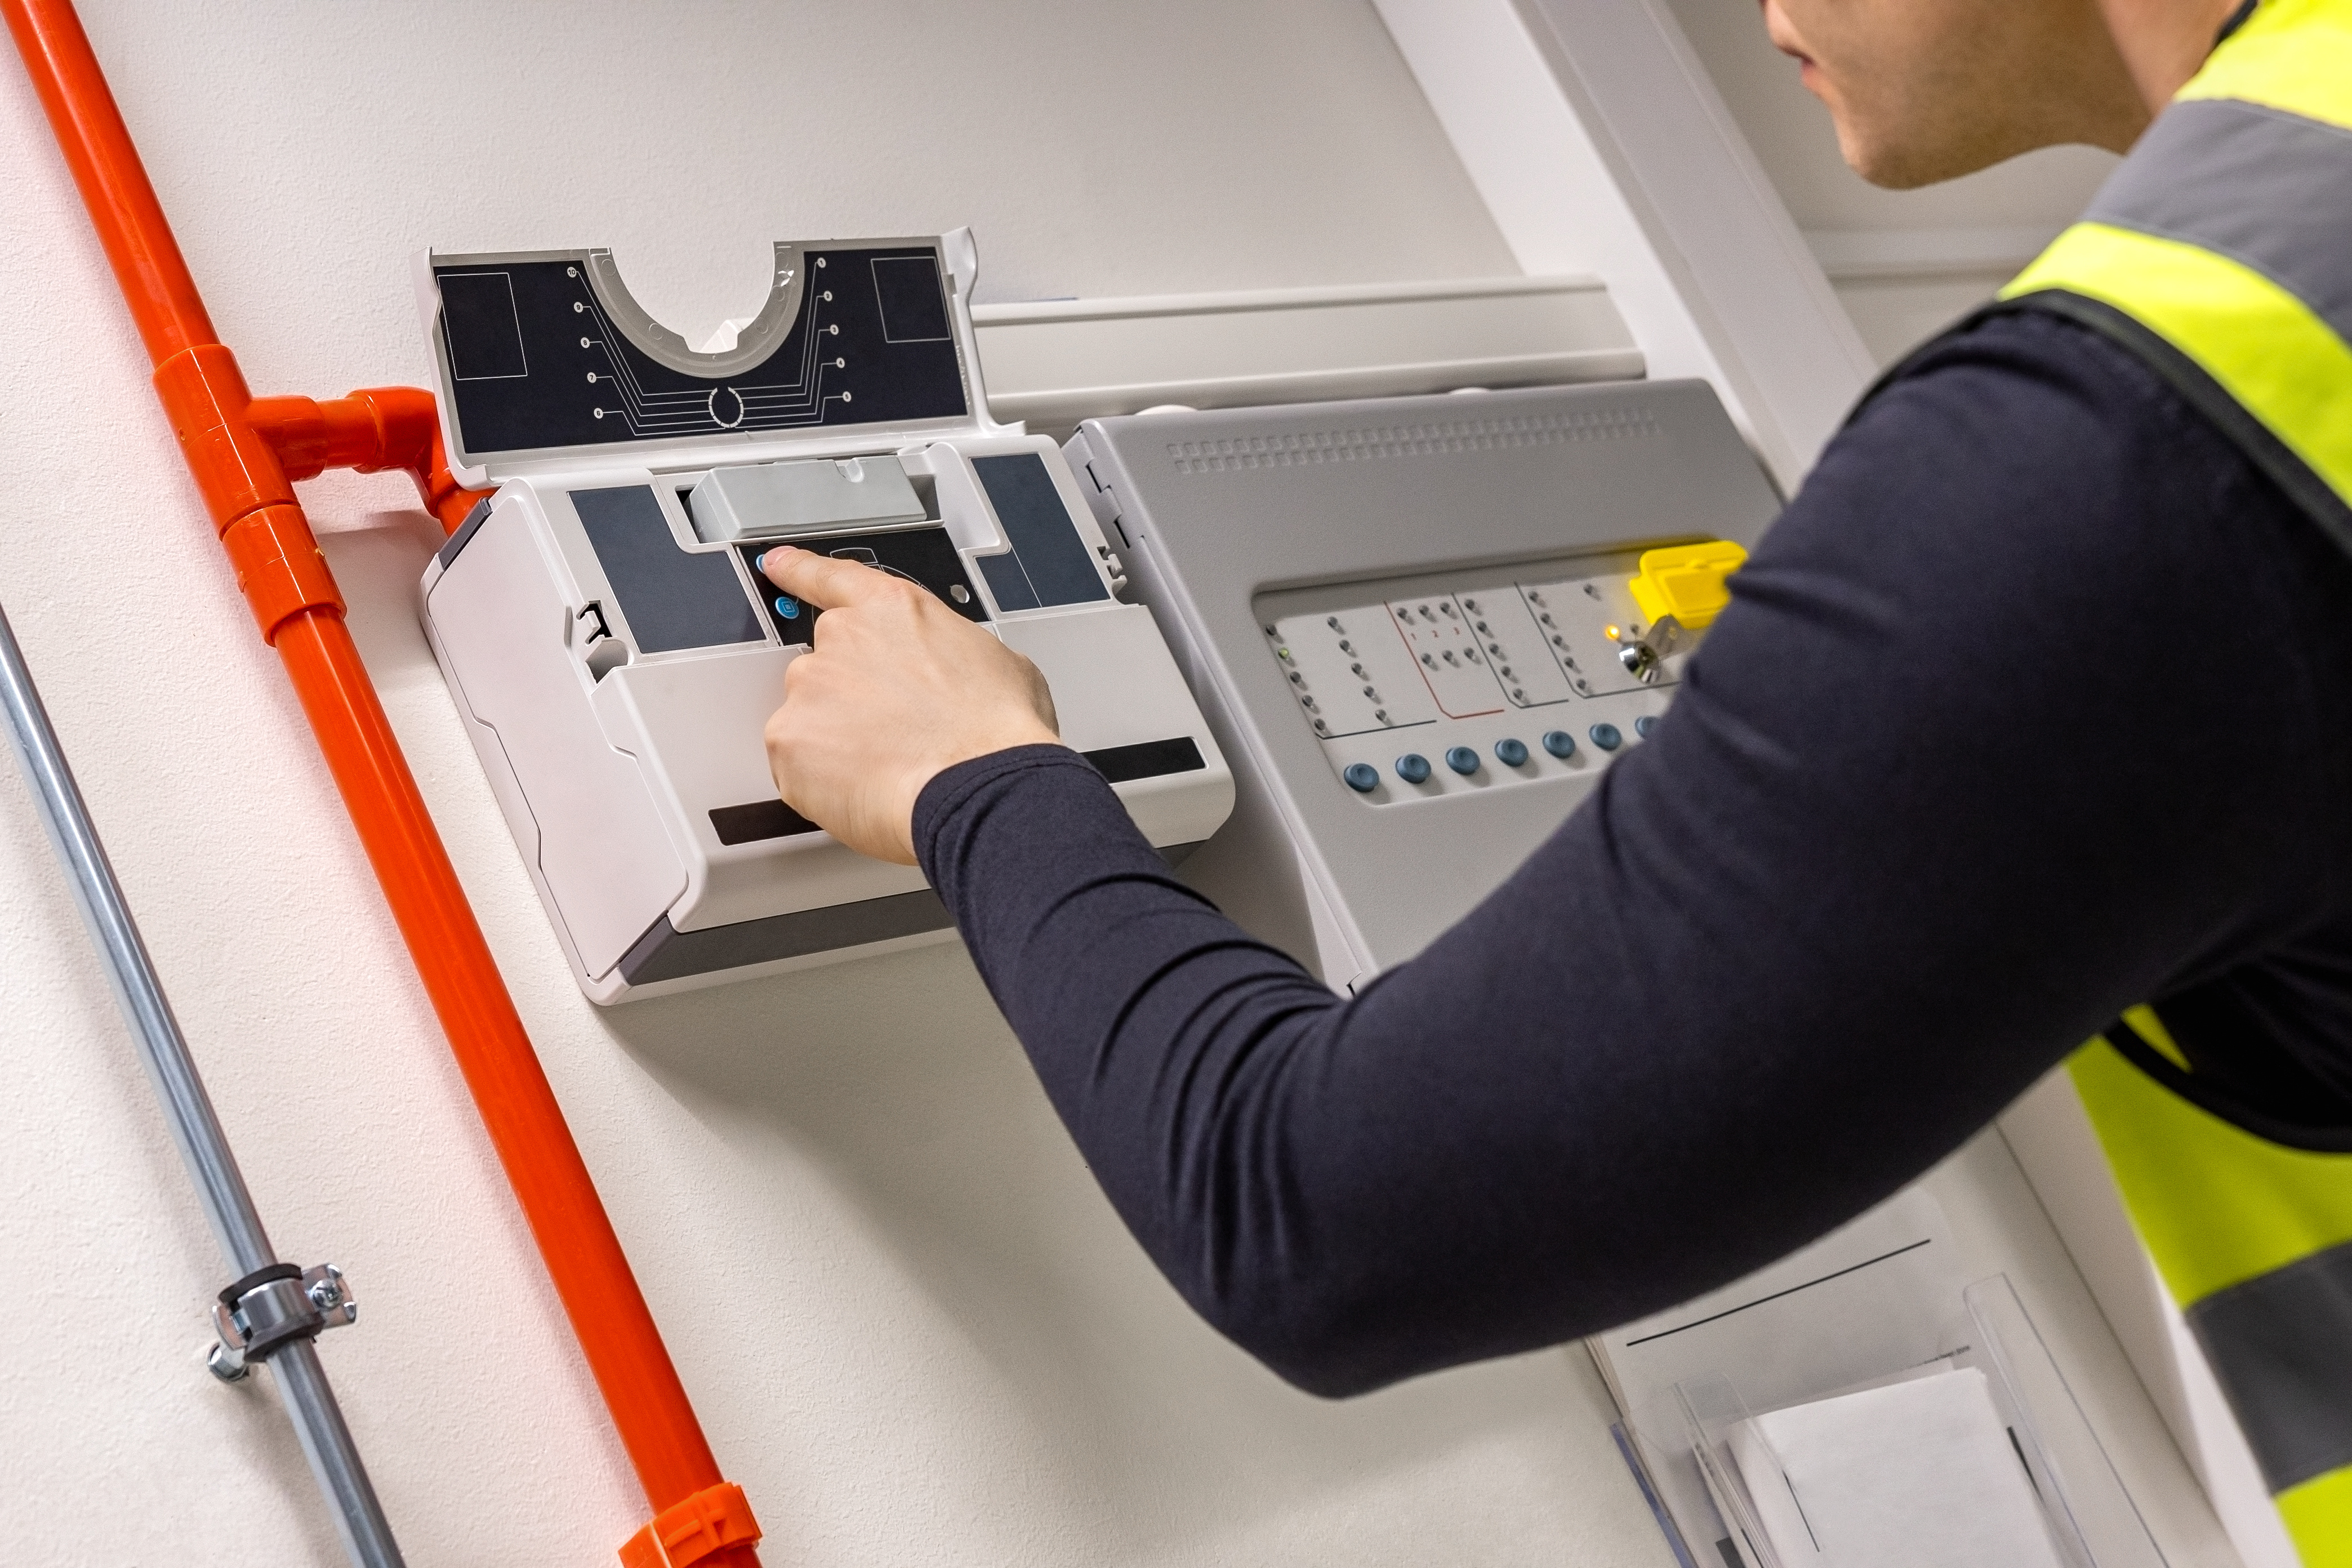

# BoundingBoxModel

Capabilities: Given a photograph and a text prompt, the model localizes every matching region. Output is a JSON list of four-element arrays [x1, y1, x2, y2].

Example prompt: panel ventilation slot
[[1165, 409, 1661, 475]]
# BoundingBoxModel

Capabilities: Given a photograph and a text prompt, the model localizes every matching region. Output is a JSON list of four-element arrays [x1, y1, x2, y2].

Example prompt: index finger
[[756, 545, 902, 609]]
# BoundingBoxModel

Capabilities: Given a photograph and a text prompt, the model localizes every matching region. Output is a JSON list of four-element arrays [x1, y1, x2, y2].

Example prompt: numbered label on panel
[[1257, 549, 1689, 800], [1262, 610, 1437, 740]]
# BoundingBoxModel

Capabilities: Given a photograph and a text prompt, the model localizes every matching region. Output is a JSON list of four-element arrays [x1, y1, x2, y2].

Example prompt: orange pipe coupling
[[2, 3, 761, 1562]]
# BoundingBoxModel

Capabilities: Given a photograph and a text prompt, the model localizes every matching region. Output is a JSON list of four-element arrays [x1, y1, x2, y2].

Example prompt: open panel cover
[[418, 231, 1005, 480]]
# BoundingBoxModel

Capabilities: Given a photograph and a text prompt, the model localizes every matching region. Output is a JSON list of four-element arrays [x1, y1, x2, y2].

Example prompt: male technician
[[760, 0, 2352, 1549]]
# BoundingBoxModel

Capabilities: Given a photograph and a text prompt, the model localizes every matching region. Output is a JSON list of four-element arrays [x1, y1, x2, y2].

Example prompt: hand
[[758, 546, 1062, 865]]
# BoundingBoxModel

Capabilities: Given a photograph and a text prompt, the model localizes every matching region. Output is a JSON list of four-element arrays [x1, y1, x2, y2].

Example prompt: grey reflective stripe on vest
[[2086, 97, 2352, 346], [2185, 1239, 2352, 1491]]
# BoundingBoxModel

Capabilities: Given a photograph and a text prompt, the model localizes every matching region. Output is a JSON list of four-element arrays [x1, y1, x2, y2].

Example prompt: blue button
[[1634, 715, 1658, 739], [773, 594, 802, 620], [1589, 723, 1622, 751], [1343, 762, 1380, 793], [755, 550, 770, 573], [1445, 745, 1481, 776], [1395, 752, 1432, 784], [1542, 729, 1577, 759], [1494, 737, 1529, 768]]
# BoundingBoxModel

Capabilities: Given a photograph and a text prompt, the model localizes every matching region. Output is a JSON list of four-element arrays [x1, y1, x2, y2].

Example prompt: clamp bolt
[[208, 1262, 357, 1382]]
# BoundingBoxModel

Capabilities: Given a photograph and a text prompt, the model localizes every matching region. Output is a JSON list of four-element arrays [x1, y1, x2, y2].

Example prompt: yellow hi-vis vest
[[1995, 2, 2352, 1559]]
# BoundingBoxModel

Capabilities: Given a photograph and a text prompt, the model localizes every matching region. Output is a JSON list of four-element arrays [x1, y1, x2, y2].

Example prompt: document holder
[[1671, 1275, 2166, 1568]]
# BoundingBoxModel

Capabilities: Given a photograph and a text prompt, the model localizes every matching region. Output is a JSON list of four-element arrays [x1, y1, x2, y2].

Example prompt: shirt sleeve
[[913, 310, 2352, 1397]]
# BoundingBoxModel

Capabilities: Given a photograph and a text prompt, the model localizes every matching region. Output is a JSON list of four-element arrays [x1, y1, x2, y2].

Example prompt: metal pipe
[[0, 600, 404, 1568], [269, 1339, 403, 1568], [0, 4, 761, 1560]]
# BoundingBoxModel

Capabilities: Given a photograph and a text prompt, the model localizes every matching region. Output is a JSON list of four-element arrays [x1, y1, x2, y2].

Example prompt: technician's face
[[1761, 0, 2146, 188]]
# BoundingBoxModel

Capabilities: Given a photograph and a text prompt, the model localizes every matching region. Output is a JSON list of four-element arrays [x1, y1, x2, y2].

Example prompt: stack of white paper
[[1725, 1367, 2064, 1568], [1589, 1189, 1970, 1563]]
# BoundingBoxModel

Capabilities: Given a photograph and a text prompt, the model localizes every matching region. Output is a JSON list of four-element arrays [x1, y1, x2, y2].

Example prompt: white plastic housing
[[420, 433, 1233, 1004]]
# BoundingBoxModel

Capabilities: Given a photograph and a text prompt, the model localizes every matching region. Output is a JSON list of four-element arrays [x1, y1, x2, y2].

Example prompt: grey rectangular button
[[689, 456, 927, 541]]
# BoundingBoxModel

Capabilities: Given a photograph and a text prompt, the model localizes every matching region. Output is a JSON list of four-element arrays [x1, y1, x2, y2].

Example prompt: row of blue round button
[[1346, 717, 1656, 792]]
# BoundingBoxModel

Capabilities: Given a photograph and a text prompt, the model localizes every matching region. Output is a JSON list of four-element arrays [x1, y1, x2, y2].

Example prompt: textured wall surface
[[0, 4, 1684, 1566]]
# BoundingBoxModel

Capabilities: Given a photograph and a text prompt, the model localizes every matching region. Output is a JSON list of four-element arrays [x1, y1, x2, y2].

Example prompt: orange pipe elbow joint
[[249, 386, 484, 534], [3, 1, 761, 1560]]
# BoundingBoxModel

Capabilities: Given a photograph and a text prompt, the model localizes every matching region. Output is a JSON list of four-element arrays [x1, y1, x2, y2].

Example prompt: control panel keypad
[[736, 525, 986, 645], [1258, 548, 1692, 803]]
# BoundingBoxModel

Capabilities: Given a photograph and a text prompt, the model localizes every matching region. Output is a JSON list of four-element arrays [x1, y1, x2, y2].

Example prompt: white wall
[[1655, 0, 2119, 364], [0, 5, 1687, 1565], [1374, 0, 1879, 493]]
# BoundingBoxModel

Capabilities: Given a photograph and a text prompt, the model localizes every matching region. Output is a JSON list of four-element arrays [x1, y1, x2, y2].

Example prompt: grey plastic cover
[[1073, 380, 1780, 970], [689, 456, 927, 542]]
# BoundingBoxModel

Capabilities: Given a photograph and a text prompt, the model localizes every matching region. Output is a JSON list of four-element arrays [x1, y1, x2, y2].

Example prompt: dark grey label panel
[[574, 485, 764, 653], [972, 453, 1109, 610], [437, 247, 968, 457]]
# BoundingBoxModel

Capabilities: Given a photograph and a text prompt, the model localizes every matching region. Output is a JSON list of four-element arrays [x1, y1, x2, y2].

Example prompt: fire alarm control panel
[[1064, 381, 1776, 993], [416, 231, 1233, 1003]]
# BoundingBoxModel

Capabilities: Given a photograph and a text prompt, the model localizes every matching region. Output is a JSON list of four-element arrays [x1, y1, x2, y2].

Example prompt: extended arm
[[771, 313, 2351, 1395]]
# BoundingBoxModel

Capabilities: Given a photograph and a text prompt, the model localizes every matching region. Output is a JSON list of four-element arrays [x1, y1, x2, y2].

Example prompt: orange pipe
[[248, 388, 483, 532], [2, 3, 760, 1563]]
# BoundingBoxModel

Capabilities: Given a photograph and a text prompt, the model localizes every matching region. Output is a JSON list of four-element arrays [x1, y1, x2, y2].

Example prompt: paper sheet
[[1589, 1188, 1970, 1562], [1726, 1367, 2065, 1568]]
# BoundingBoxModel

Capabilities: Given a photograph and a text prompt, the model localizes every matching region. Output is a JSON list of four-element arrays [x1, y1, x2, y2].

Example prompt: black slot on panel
[[1081, 736, 1206, 784], [737, 526, 988, 645], [709, 799, 822, 844]]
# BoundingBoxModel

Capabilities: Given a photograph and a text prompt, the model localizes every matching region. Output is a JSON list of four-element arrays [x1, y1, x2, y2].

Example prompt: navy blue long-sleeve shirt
[[911, 309, 2352, 1397]]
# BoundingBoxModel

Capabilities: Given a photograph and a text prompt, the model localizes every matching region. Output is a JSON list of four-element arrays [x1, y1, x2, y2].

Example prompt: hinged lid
[[415, 228, 1014, 485]]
